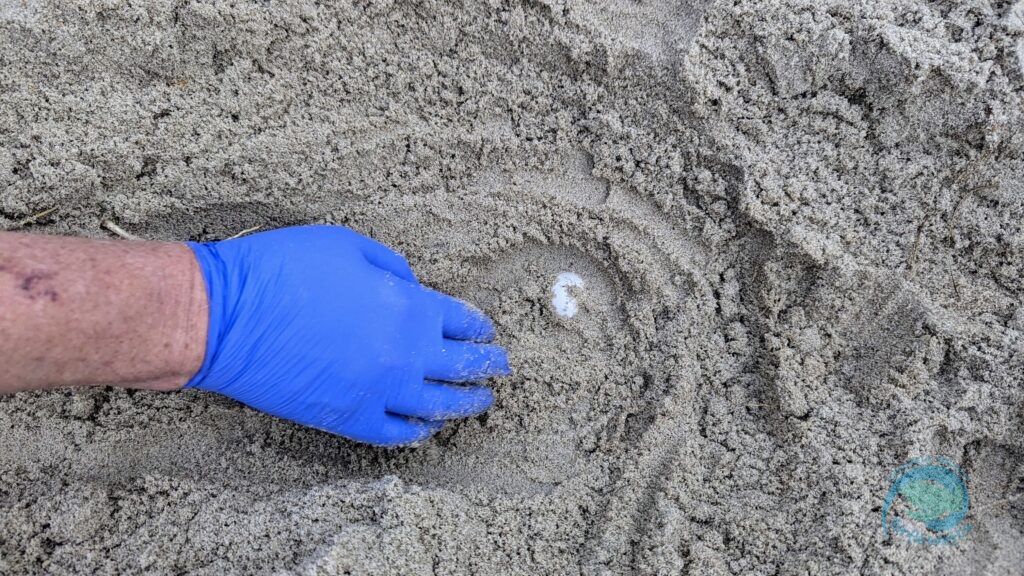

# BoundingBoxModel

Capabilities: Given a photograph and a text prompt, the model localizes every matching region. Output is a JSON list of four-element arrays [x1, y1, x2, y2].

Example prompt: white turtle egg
[[551, 272, 584, 318]]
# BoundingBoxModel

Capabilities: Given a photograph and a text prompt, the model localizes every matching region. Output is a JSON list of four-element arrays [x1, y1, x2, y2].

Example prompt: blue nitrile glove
[[184, 225, 510, 446]]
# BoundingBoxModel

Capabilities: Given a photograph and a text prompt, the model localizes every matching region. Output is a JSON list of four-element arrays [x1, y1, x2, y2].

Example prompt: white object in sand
[[551, 272, 584, 318]]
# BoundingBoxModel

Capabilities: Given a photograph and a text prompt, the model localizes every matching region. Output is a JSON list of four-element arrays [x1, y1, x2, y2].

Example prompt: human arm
[[0, 231, 206, 393], [0, 226, 510, 446]]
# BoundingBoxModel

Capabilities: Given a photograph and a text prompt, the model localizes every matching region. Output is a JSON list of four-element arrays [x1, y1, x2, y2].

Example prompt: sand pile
[[2, 0, 1023, 573]]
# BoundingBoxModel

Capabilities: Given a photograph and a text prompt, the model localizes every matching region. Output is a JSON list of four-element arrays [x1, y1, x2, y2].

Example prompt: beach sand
[[1, 0, 1023, 573]]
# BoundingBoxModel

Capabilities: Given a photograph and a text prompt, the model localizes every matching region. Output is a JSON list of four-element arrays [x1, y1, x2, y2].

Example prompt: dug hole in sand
[[2, 0, 1024, 574]]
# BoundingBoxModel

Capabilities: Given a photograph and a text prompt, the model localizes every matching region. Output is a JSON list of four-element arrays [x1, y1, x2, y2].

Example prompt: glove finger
[[357, 234, 417, 283], [425, 289, 496, 342], [356, 413, 443, 447], [387, 381, 494, 420], [424, 340, 512, 382]]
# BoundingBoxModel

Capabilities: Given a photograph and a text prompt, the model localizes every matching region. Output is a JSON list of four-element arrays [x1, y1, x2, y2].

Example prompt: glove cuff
[[184, 241, 228, 391]]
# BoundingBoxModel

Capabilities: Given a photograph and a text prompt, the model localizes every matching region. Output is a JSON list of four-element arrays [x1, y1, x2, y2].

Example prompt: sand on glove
[[1, 0, 1023, 574]]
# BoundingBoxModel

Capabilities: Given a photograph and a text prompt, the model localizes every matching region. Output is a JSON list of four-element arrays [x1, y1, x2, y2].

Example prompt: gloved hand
[[184, 225, 510, 446]]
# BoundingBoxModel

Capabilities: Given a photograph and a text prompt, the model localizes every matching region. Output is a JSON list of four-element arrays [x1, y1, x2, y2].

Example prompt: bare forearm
[[0, 231, 207, 393]]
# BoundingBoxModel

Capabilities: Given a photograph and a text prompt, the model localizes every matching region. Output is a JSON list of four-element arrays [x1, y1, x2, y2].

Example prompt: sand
[[1, 0, 1023, 573]]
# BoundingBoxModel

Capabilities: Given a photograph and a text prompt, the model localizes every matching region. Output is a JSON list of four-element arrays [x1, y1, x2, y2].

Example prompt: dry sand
[[2, 0, 1024, 573]]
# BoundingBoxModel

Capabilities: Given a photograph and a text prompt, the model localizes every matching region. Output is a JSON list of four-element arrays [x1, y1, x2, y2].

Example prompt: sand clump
[[1, 0, 1023, 574]]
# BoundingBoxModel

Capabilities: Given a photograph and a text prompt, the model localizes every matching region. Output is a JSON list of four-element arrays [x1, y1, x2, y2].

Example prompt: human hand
[[185, 225, 510, 446]]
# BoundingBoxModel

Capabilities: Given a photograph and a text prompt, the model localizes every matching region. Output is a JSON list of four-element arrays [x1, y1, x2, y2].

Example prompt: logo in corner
[[882, 455, 972, 546]]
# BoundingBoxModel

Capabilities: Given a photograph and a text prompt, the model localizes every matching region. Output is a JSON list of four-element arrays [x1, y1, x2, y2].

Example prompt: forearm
[[0, 231, 207, 393]]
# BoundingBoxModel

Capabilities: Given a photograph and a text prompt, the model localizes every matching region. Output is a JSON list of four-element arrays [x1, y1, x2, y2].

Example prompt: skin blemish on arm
[[18, 271, 59, 302]]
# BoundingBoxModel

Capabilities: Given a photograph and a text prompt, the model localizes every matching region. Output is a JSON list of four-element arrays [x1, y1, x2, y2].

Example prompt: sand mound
[[2, 0, 1023, 573]]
